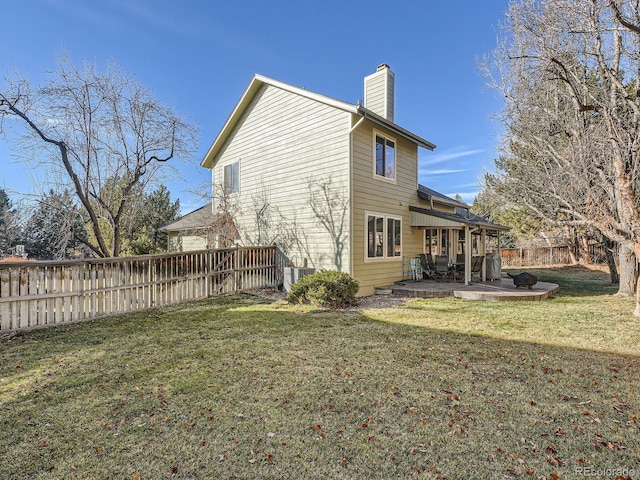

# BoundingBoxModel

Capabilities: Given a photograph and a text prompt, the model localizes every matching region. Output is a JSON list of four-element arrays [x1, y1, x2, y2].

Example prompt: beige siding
[[364, 68, 395, 121], [212, 84, 351, 272], [365, 74, 386, 117], [409, 211, 460, 228], [168, 232, 179, 252], [351, 120, 424, 295], [168, 232, 208, 252], [385, 74, 395, 121]]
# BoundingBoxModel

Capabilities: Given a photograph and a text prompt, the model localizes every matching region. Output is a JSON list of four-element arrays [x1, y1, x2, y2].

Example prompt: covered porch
[[408, 204, 511, 286]]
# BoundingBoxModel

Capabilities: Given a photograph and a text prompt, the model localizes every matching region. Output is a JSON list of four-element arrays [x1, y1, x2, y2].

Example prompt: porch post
[[481, 229, 487, 281], [465, 226, 471, 285], [449, 229, 455, 260]]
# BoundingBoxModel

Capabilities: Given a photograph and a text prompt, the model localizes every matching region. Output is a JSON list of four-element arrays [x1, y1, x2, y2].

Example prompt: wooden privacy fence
[[500, 243, 609, 267], [0, 246, 284, 334]]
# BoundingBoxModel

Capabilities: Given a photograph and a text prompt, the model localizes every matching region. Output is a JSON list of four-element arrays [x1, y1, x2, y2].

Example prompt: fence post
[[148, 257, 154, 308], [205, 249, 210, 298], [235, 245, 240, 293]]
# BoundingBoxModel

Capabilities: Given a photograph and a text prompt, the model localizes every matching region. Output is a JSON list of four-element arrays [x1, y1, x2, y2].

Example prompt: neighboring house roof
[[201, 74, 436, 169], [0, 255, 31, 263], [160, 203, 215, 232]]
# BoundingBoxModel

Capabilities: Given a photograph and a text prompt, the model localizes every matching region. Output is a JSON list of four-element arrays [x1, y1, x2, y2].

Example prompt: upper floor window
[[224, 161, 239, 194], [375, 133, 395, 180]]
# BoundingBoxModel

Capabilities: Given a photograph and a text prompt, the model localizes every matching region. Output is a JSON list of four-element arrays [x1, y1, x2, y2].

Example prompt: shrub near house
[[286, 270, 359, 308]]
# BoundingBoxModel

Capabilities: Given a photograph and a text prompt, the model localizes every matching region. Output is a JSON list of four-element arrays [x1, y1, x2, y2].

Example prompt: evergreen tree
[[122, 185, 180, 255], [0, 188, 21, 256], [23, 189, 86, 259]]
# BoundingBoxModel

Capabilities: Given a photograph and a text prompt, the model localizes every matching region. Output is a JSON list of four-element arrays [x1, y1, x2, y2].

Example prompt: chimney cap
[[377, 63, 390, 71]]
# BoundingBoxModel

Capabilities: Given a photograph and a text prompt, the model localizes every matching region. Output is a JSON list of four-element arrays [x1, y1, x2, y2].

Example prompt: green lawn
[[0, 267, 638, 479]]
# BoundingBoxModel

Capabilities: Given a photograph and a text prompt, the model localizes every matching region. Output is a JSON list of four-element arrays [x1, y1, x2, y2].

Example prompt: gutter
[[355, 107, 436, 150]]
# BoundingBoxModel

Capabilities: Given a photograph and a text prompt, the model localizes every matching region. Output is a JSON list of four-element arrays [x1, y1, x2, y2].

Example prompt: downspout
[[348, 114, 366, 277], [349, 116, 365, 134]]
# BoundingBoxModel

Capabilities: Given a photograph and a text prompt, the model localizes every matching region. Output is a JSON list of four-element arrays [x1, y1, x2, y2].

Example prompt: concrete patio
[[375, 276, 559, 302]]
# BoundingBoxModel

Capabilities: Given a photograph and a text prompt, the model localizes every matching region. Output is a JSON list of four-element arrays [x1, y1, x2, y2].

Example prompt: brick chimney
[[364, 64, 395, 122]]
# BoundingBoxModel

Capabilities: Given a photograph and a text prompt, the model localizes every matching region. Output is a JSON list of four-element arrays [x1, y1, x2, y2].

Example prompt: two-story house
[[166, 65, 508, 295]]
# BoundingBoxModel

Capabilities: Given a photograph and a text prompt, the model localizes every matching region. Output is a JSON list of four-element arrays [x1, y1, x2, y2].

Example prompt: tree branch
[[609, 0, 640, 34]]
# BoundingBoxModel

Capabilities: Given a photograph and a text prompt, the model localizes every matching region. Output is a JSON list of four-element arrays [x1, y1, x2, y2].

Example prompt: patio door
[[457, 230, 465, 256], [424, 229, 448, 257]]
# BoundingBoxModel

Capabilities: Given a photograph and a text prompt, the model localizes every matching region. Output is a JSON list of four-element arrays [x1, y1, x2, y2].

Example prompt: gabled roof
[[159, 203, 214, 232], [201, 74, 436, 169]]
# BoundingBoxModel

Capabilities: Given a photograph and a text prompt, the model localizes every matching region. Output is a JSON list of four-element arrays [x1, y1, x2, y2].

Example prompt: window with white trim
[[374, 133, 396, 180], [224, 161, 239, 194], [367, 213, 401, 258], [388, 217, 401, 257]]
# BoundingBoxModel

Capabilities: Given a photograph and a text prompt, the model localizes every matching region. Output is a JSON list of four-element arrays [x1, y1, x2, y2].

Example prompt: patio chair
[[471, 255, 485, 280], [452, 262, 465, 282], [420, 254, 438, 279], [452, 254, 465, 282], [435, 255, 451, 280]]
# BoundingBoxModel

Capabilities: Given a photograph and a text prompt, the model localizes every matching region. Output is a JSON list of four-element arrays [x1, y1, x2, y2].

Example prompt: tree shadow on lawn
[[0, 294, 639, 479]]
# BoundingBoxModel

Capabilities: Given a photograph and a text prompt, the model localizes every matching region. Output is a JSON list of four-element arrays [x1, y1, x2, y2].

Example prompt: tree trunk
[[565, 226, 579, 265], [635, 278, 640, 317], [617, 244, 636, 296], [603, 237, 619, 284], [579, 235, 591, 264]]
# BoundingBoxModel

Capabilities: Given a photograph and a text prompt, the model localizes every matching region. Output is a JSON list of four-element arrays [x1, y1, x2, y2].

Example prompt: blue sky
[[0, 0, 508, 213]]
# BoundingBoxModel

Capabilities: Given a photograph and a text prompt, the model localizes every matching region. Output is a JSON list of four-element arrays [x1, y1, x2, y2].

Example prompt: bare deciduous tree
[[484, 0, 640, 314], [0, 53, 198, 257], [210, 184, 240, 248]]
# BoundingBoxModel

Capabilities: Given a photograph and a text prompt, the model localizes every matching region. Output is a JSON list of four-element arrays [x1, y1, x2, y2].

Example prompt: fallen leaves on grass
[[546, 455, 563, 467]]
